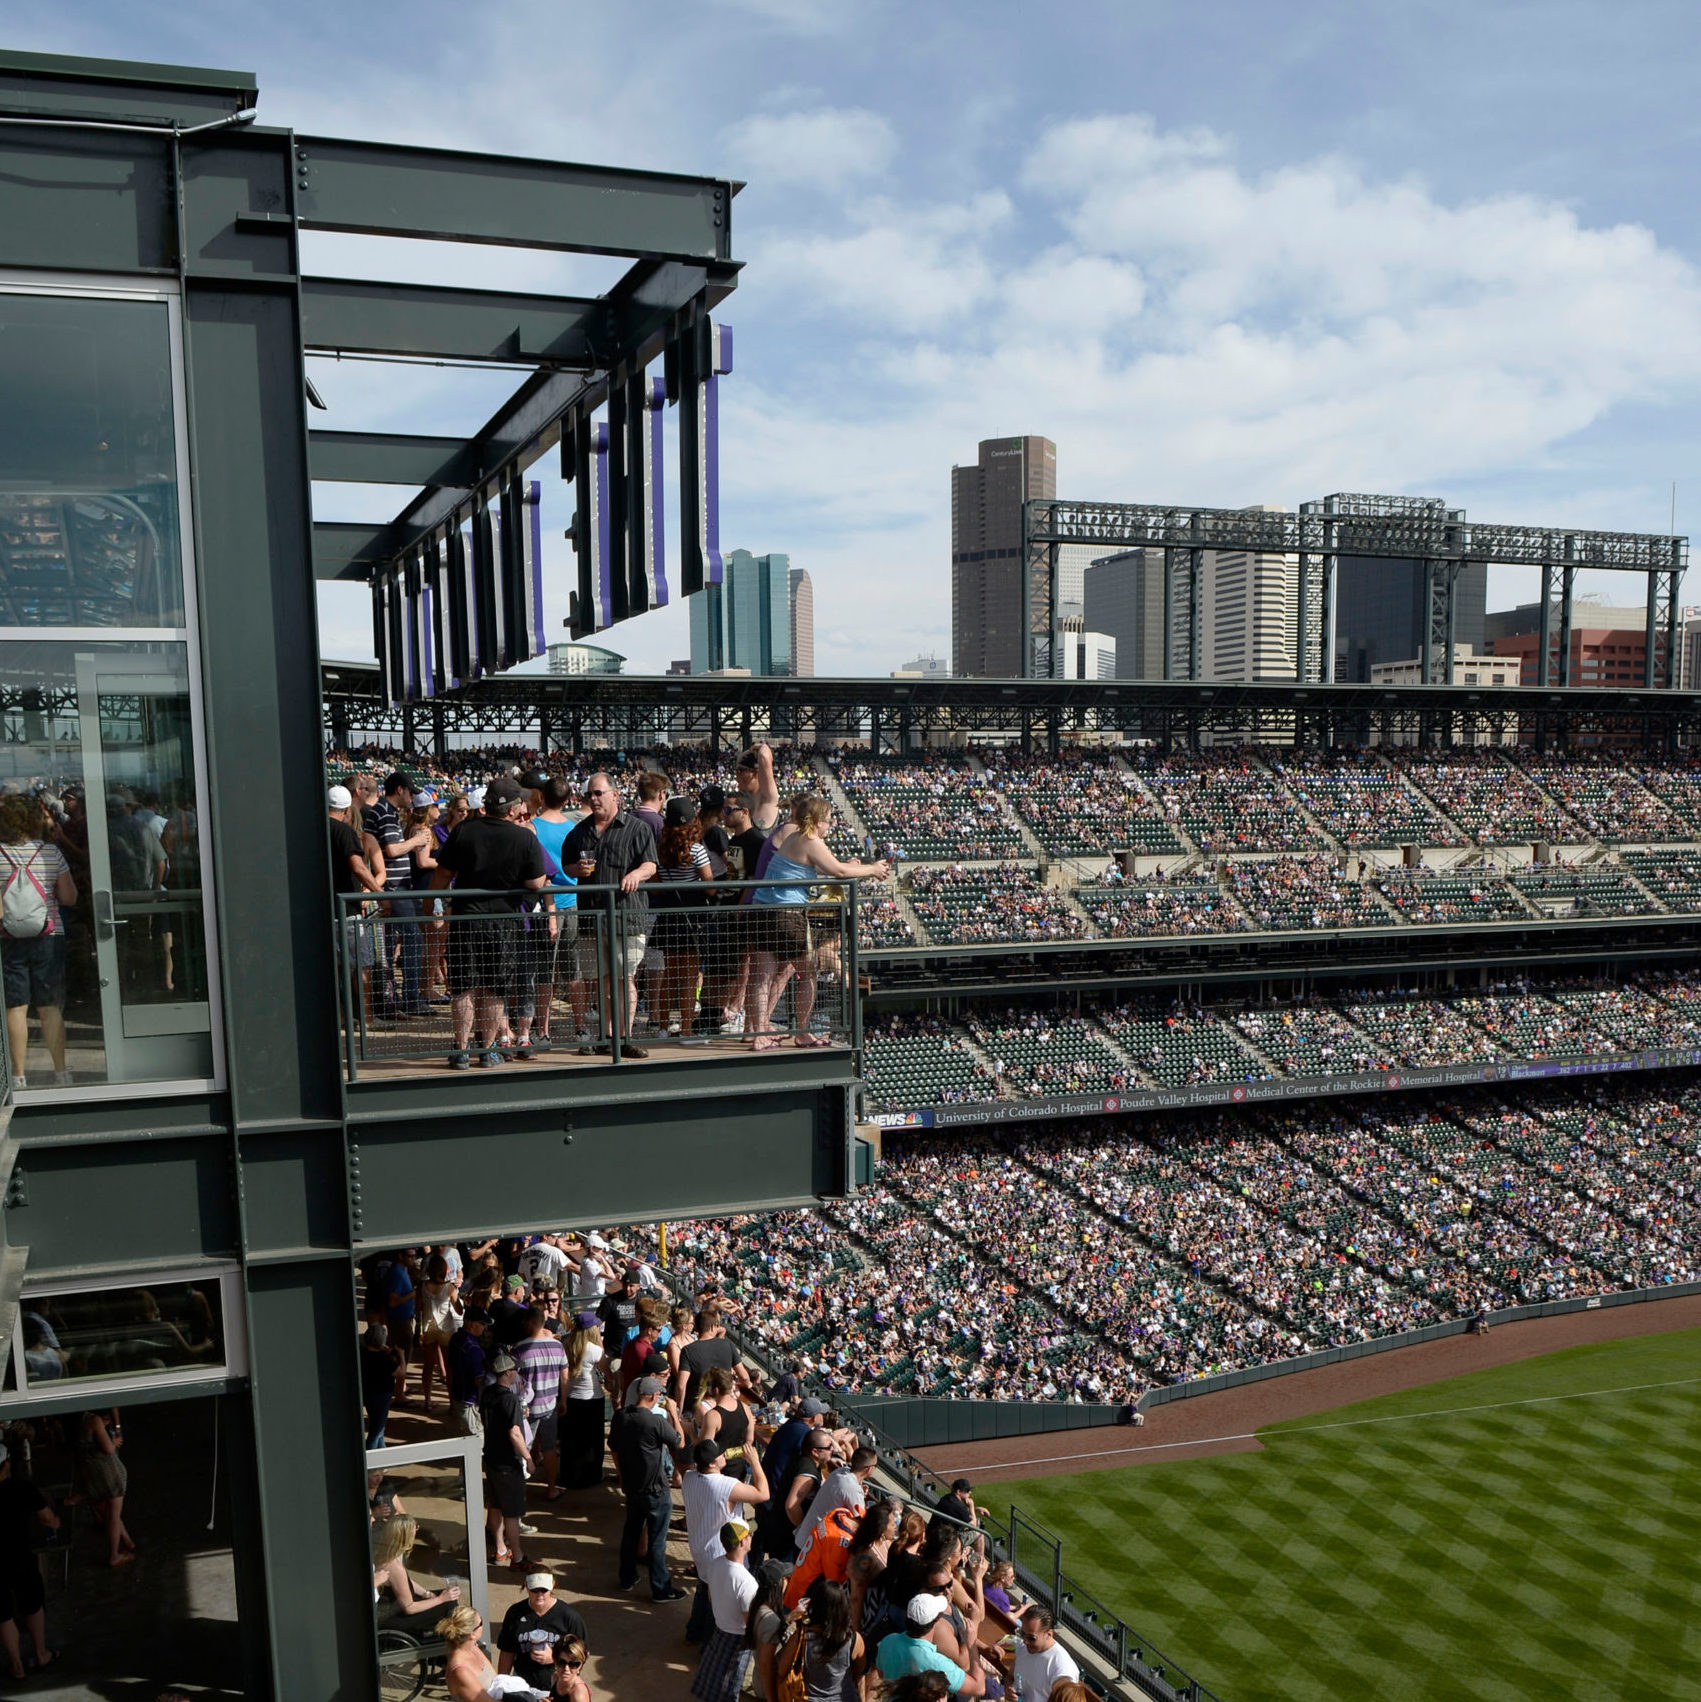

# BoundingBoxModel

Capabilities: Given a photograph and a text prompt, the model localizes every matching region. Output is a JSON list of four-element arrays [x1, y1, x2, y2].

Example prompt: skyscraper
[[1202, 506, 1297, 681], [951, 435, 1056, 677], [689, 550, 794, 675], [1083, 549, 1165, 680], [788, 566, 815, 677], [1334, 558, 1486, 680]]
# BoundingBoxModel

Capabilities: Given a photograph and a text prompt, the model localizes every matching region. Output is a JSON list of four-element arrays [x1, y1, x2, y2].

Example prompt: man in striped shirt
[[513, 1305, 569, 1502]]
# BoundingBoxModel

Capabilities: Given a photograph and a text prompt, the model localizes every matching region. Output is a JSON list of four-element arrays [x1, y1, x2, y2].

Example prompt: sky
[[25, 1, 1701, 674]]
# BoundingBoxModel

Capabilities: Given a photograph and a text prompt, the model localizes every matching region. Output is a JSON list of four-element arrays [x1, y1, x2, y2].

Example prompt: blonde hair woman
[[372, 1514, 460, 1633], [438, 1603, 499, 1702], [562, 1314, 607, 1489], [746, 793, 887, 1050]]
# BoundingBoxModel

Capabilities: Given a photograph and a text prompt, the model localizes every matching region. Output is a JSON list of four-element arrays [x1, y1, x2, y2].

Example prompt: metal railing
[[659, 1257, 1222, 1702], [334, 878, 860, 1079]]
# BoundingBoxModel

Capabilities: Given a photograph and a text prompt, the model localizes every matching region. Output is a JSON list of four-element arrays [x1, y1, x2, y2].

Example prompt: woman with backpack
[[0, 795, 78, 1089]]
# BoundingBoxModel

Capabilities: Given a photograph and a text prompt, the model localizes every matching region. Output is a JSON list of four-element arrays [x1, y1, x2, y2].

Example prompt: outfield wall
[[1136, 1278, 1701, 1412], [866, 1044, 1701, 1131]]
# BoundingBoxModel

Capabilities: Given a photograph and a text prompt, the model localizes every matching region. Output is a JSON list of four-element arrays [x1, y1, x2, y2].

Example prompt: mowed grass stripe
[[978, 1329, 1701, 1702]]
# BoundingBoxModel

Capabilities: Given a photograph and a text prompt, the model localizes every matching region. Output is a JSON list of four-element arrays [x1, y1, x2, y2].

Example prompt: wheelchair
[[376, 1626, 446, 1702]]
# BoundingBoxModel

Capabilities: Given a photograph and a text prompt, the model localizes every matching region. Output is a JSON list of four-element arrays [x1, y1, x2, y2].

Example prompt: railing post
[[606, 887, 622, 1063], [1007, 1502, 1018, 1578]]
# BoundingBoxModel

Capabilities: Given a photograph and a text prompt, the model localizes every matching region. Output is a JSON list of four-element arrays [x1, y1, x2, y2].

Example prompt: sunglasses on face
[[585, 788, 610, 798]]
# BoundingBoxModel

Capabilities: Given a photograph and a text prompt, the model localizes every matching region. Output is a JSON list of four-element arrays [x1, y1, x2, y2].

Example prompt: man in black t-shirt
[[596, 1265, 644, 1355], [613, 1376, 687, 1599], [431, 776, 548, 1070], [675, 1306, 747, 1411], [0, 1444, 59, 1679], [479, 1355, 535, 1570], [497, 1571, 588, 1691]]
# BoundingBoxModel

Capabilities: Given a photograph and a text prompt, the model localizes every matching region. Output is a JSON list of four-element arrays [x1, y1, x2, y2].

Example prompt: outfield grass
[[976, 1328, 1701, 1702]]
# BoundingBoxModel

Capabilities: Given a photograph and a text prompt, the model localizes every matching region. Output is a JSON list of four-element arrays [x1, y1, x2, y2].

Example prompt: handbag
[[775, 1625, 809, 1702]]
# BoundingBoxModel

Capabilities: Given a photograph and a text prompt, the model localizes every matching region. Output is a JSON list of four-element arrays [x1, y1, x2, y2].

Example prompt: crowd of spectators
[[832, 760, 1026, 861], [977, 750, 1182, 857], [1507, 752, 1682, 843], [1128, 750, 1329, 854], [1384, 749, 1578, 844], [1267, 752, 1467, 848], [907, 866, 1087, 945], [1227, 856, 1390, 931], [1079, 873, 1251, 939]]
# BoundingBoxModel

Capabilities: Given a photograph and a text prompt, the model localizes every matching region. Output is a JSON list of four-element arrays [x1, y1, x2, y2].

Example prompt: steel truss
[[1025, 492, 1688, 685]]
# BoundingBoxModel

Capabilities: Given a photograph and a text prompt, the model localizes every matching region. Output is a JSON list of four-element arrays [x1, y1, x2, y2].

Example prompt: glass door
[[74, 651, 211, 1082]]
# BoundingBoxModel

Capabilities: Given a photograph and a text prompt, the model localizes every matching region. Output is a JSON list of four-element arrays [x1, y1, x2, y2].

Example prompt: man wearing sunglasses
[[496, 1570, 588, 1695], [1010, 1606, 1078, 1701], [562, 774, 658, 1059]]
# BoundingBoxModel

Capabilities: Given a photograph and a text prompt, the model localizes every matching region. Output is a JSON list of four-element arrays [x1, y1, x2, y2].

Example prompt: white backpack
[[0, 845, 53, 939]]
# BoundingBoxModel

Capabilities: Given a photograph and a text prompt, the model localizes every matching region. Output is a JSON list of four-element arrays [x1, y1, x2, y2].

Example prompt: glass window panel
[[20, 1278, 224, 1387], [0, 638, 213, 1089], [0, 293, 185, 628]]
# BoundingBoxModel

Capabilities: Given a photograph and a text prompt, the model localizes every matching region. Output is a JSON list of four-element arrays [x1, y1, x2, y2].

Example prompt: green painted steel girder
[[300, 276, 602, 364], [293, 135, 737, 262], [0, 47, 255, 126], [309, 430, 479, 488], [314, 521, 395, 580]]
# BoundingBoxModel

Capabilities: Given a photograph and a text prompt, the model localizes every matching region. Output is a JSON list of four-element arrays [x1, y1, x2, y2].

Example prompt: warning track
[[911, 1290, 1701, 1483]]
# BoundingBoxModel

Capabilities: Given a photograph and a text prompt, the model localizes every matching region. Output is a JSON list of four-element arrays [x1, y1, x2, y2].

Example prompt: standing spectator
[[757, 1428, 832, 1569], [328, 784, 383, 1022], [361, 1324, 403, 1448], [735, 744, 782, 837], [561, 1314, 607, 1489], [416, 1252, 461, 1415], [619, 1303, 668, 1402], [563, 774, 658, 1058], [518, 1232, 573, 1292], [692, 1519, 759, 1702], [384, 1248, 420, 1403], [633, 771, 669, 840], [794, 1447, 877, 1558], [445, 1308, 492, 1436], [529, 777, 580, 1047], [611, 1375, 687, 1601], [0, 795, 78, 1090], [676, 1306, 747, 1411], [682, 1441, 770, 1645], [654, 796, 714, 1037], [1011, 1607, 1078, 1701], [598, 1263, 646, 1358], [431, 775, 549, 1069], [478, 1354, 536, 1571], [696, 785, 736, 1036], [0, 1441, 59, 1680], [717, 794, 766, 1034], [76, 1409, 133, 1568], [367, 771, 431, 1016], [514, 1306, 570, 1503], [779, 1577, 868, 1702], [496, 1570, 588, 1693]]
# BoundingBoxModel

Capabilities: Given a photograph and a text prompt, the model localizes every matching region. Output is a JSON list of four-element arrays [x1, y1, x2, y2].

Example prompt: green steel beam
[[301, 276, 602, 364], [0, 48, 255, 126], [294, 135, 736, 262], [309, 430, 478, 488], [314, 521, 396, 581]]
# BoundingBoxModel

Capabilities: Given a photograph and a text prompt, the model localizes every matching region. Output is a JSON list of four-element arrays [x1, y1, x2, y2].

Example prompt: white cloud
[[721, 107, 898, 189]]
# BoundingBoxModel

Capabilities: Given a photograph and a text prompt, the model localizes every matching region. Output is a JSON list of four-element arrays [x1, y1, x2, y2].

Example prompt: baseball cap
[[699, 783, 727, 812], [517, 769, 551, 790], [587, 1233, 609, 1250], [464, 1308, 492, 1326], [524, 1571, 555, 1591], [383, 771, 413, 796], [636, 1375, 665, 1399], [505, 1274, 527, 1291], [413, 788, 438, 807], [799, 1398, 827, 1418], [465, 785, 487, 810], [907, 1593, 951, 1629], [693, 1439, 725, 1468], [720, 1520, 750, 1550], [488, 1353, 517, 1376], [484, 775, 524, 810], [327, 784, 352, 810], [575, 1311, 599, 1329], [664, 796, 695, 828], [951, 1478, 974, 1494]]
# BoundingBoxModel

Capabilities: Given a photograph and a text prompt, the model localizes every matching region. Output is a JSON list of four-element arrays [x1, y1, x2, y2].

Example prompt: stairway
[[1109, 752, 1201, 856]]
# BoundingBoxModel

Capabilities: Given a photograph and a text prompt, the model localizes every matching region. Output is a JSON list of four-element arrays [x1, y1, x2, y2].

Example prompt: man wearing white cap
[[495, 1569, 587, 1694], [875, 1593, 988, 1695]]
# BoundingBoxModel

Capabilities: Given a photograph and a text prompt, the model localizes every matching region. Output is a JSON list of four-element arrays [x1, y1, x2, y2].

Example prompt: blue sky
[[26, 2, 1701, 672]]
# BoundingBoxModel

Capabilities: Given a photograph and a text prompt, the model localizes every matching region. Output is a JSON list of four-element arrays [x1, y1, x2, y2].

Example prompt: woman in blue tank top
[[748, 793, 889, 1049]]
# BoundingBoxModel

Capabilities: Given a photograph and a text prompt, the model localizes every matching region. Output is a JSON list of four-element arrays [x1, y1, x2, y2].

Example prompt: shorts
[[343, 915, 377, 971], [651, 909, 702, 955], [574, 928, 646, 982], [389, 1316, 417, 1357], [0, 1561, 46, 1622], [702, 912, 746, 982], [486, 1465, 527, 1518], [445, 913, 523, 1000], [530, 1412, 560, 1454], [1, 932, 66, 1010], [453, 1402, 484, 1438], [751, 905, 809, 962]]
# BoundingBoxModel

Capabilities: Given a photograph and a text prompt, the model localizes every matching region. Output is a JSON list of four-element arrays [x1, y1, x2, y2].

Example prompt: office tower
[[1055, 628, 1116, 679], [789, 566, 815, 677], [545, 641, 624, 676], [1203, 506, 1296, 680], [690, 550, 793, 675], [1083, 549, 1165, 679], [892, 653, 951, 678], [1334, 557, 1487, 680], [951, 435, 1056, 677]]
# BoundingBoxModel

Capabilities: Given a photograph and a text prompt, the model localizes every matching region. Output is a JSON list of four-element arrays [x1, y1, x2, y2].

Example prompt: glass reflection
[[0, 293, 184, 628], [19, 1279, 224, 1387]]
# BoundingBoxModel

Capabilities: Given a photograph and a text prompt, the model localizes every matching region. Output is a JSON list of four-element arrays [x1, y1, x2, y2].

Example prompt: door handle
[[93, 890, 125, 940]]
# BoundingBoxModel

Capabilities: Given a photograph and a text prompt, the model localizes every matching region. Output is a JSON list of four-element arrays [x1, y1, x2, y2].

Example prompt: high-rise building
[[1334, 557, 1487, 681], [1203, 506, 1296, 680], [1083, 549, 1165, 679], [789, 567, 815, 677], [891, 653, 951, 679], [951, 435, 1056, 677], [689, 549, 793, 675]]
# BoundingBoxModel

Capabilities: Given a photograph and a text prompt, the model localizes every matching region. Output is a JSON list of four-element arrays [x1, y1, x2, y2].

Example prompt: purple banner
[[592, 422, 612, 628], [526, 479, 547, 658], [698, 321, 731, 585], [642, 375, 668, 606]]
